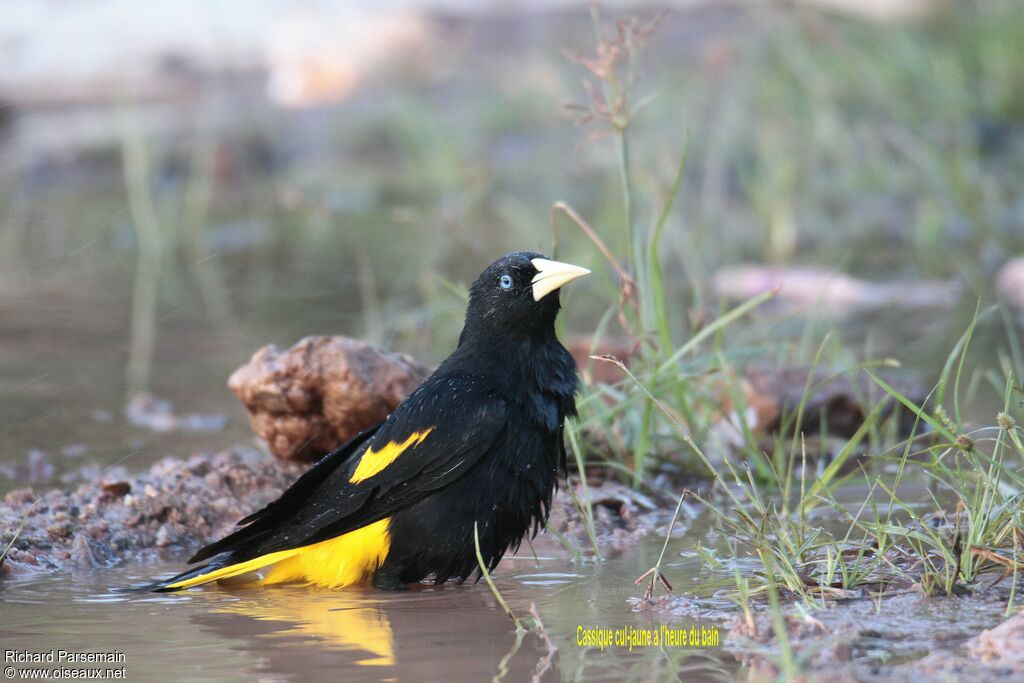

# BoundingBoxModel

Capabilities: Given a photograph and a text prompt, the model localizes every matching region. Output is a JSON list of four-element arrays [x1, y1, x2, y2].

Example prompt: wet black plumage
[[151, 251, 587, 591]]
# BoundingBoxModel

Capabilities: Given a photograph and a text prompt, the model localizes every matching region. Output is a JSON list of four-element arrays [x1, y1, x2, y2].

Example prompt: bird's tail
[[148, 548, 302, 592]]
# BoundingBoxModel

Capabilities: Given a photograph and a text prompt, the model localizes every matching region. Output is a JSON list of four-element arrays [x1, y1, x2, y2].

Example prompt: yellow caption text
[[576, 624, 720, 651]]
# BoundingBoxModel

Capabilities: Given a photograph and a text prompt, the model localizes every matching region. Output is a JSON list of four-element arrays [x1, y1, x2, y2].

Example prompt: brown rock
[[101, 481, 131, 498], [155, 524, 174, 547], [228, 336, 430, 462], [69, 533, 101, 568], [566, 337, 634, 385], [4, 488, 36, 506], [717, 365, 925, 440], [881, 613, 1024, 680]]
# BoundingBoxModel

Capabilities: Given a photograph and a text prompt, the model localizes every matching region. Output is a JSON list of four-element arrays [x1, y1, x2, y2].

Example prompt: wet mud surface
[[0, 448, 304, 572], [719, 589, 1024, 681]]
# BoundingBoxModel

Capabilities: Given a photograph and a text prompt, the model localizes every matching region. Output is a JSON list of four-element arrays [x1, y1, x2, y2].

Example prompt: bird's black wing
[[187, 425, 380, 562], [188, 374, 507, 564], [235, 425, 381, 527]]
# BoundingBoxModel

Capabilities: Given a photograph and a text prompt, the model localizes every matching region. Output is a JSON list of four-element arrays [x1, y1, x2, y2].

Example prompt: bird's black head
[[459, 252, 589, 348]]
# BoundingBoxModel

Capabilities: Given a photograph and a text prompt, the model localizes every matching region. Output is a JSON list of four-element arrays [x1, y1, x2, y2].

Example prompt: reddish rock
[[228, 336, 430, 463], [711, 365, 925, 453], [70, 533, 101, 568], [738, 365, 924, 438], [566, 337, 635, 386], [101, 481, 131, 498]]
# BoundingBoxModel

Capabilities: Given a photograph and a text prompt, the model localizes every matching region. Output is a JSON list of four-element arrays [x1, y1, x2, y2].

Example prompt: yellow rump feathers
[[349, 429, 434, 483], [260, 518, 392, 588], [163, 547, 303, 590], [163, 518, 393, 591]]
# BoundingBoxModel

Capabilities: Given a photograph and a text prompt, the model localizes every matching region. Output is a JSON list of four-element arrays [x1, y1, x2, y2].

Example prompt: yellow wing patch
[[349, 428, 434, 483]]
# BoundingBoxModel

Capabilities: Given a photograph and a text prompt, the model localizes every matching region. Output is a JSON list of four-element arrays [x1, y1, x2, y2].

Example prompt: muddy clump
[[888, 611, 1024, 681], [968, 612, 1024, 666], [228, 336, 430, 463]]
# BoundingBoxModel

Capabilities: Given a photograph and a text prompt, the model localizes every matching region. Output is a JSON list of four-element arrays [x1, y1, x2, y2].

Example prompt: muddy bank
[[0, 447, 660, 576], [0, 448, 303, 572], [721, 590, 1023, 681]]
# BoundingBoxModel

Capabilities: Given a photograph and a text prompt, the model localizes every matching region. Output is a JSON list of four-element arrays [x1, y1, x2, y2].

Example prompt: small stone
[[46, 522, 72, 539], [70, 534, 100, 568], [102, 481, 131, 498], [4, 488, 36, 506]]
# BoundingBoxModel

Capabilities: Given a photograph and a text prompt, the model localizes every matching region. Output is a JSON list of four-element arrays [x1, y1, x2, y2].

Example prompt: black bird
[[152, 252, 589, 591]]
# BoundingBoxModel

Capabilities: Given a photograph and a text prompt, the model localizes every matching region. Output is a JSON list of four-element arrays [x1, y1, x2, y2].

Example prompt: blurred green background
[[1, 0, 1022, 491]]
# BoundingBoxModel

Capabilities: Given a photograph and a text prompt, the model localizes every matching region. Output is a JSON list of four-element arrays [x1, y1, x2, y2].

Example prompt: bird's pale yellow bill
[[530, 258, 591, 301]]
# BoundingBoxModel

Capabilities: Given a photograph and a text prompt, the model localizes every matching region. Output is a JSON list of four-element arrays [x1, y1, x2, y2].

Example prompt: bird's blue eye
[[499, 274, 513, 290]]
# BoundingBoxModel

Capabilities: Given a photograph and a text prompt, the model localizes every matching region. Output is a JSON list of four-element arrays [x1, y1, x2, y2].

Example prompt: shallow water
[[0, 533, 743, 682]]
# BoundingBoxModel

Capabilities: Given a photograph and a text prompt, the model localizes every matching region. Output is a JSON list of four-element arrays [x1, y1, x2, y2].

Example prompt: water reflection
[[200, 588, 396, 667], [187, 584, 553, 681]]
